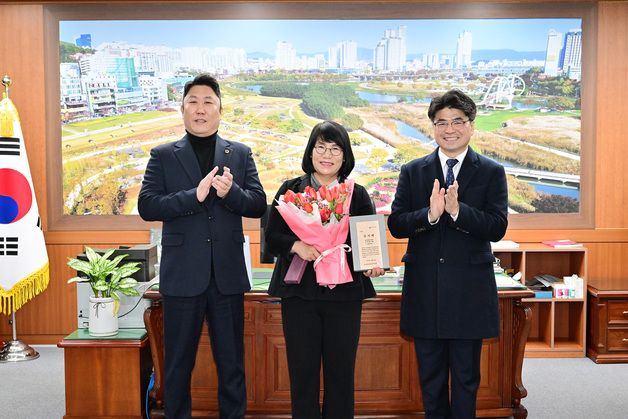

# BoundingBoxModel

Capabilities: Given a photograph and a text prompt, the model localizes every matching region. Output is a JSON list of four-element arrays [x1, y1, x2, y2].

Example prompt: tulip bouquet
[[275, 180, 355, 288]]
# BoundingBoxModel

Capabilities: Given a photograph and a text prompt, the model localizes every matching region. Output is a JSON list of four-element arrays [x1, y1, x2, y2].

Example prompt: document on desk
[[494, 273, 527, 290]]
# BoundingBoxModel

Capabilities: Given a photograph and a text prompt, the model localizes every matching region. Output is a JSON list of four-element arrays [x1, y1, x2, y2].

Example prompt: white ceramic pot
[[88, 296, 119, 337]]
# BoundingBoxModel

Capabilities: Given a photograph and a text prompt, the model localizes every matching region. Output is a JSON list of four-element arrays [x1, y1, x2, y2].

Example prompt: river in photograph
[[394, 119, 434, 144], [528, 182, 580, 199], [511, 102, 540, 110], [357, 91, 432, 104], [242, 84, 262, 93]]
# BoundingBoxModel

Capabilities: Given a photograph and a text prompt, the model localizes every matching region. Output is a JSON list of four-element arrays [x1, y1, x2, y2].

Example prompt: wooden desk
[[57, 329, 153, 419], [587, 283, 628, 363], [144, 289, 533, 418]]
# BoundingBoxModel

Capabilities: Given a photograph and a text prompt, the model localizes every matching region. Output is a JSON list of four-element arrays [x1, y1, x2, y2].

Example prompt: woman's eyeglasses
[[314, 144, 343, 156]]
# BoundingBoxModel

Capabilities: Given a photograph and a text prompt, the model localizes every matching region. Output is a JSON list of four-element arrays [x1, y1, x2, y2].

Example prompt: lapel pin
[[225, 149, 230, 154]]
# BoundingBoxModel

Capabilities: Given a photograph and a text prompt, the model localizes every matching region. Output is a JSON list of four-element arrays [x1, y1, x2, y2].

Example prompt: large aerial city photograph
[[59, 18, 582, 216]]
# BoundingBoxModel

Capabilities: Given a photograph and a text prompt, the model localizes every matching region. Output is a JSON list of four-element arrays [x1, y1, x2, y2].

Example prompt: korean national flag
[[0, 93, 49, 315]]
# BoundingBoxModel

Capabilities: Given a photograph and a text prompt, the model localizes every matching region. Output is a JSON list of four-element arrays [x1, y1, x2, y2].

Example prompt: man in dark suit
[[388, 89, 508, 419], [138, 74, 266, 418]]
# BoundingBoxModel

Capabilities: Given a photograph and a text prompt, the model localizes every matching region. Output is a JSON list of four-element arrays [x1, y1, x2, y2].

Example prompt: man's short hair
[[183, 74, 221, 104], [428, 89, 477, 122]]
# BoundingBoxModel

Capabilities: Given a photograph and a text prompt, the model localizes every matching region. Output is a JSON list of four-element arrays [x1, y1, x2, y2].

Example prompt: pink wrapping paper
[[275, 180, 355, 288]]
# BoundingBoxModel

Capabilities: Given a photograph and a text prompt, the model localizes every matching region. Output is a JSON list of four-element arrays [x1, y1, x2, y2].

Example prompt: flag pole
[[0, 75, 40, 362]]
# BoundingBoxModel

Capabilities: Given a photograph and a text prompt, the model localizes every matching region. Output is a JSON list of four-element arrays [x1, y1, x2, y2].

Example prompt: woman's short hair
[[301, 121, 355, 181]]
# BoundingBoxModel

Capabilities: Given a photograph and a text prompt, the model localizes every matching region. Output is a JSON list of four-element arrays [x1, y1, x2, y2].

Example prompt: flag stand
[[0, 312, 39, 362]]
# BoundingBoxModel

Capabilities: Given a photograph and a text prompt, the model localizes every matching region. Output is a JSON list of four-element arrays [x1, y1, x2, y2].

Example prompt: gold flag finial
[[1, 75, 11, 98], [0, 75, 18, 137]]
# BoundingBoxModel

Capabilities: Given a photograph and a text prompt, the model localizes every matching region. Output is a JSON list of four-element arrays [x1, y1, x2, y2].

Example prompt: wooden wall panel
[[596, 1, 628, 227], [1, 1, 628, 344], [0, 4, 47, 222], [583, 242, 628, 286]]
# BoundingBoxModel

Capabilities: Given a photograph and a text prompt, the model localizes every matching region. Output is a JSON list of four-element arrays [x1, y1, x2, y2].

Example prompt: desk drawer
[[608, 329, 628, 352], [608, 300, 628, 325]]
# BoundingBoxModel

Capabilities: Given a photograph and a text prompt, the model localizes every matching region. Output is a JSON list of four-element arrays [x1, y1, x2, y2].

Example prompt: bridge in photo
[[479, 75, 526, 110], [505, 167, 580, 187]]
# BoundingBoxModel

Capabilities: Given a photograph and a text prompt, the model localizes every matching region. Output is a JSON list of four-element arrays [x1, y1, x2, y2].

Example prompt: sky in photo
[[60, 19, 582, 56]]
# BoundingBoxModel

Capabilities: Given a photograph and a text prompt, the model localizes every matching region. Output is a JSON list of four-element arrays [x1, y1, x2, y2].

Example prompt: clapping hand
[[428, 179, 446, 222], [444, 180, 459, 217], [196, 166, 219, 202], [212, 166, 233, 198]]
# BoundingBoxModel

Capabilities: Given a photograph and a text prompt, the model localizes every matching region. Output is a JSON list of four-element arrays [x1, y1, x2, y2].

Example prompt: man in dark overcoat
[[388, 89, 508, 419]]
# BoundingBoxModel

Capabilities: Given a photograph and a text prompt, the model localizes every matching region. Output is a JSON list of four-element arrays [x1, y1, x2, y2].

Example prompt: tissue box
[[564, 275, 584, 298], [551, 283, 571, 298]]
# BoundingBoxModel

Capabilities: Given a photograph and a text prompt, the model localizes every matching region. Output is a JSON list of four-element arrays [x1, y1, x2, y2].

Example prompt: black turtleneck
[[187, 131, 217, 177]]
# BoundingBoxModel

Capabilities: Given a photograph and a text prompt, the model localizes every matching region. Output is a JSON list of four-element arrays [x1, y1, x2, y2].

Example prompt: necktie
[[445, 159, 458, 188]]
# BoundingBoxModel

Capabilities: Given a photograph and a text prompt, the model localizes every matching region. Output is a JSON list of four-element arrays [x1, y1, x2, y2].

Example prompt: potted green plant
[[67, 246, 141, 336]]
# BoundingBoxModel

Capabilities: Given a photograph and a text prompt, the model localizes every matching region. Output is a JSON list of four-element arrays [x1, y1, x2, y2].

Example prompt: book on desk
[[494, 272, 527, 290], [542, 239, 582, 248], [526, 274, 565, 298]]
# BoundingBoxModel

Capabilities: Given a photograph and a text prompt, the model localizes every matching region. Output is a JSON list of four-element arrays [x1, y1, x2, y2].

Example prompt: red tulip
[[320, 207, 331, 223], [303, 202, 313, 213], [283, 190, 296, 204], [319, 185, 328, 201], [305, 186, 317, 200], [334, 204, 343, 215]]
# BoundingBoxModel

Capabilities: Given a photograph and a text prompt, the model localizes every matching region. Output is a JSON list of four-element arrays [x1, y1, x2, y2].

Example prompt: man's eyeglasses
[[433, 119, 471, 130], [314, 144, 343, 156]]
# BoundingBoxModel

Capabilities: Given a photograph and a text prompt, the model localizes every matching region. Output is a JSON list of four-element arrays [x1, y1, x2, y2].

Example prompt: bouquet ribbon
[[313, 244, 352, 288]]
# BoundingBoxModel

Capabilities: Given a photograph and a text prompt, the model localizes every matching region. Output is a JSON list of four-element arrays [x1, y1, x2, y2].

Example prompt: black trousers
[[162, 279, 246, 419], [414, 337, 483, 419], [281, 297, 362, 419]]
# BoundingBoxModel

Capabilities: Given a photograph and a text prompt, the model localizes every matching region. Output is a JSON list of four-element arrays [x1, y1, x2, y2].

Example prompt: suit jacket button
[[206, 239, 212, 243], [439, 258, 445, 264]]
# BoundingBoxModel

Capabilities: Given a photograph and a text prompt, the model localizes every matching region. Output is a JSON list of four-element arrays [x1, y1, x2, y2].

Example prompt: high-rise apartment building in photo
[[373, 25, 407, 72], [456, 30, 473, 69], [544, 29, 563, 76], [560, 29, 583, 80]]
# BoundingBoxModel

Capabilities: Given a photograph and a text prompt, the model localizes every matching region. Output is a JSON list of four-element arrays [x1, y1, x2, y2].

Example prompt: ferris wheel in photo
[[479, 74, 526, 110]]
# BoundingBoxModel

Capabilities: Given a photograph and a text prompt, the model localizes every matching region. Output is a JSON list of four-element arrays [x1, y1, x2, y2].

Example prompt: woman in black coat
[[265, 121, 385, 419]]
